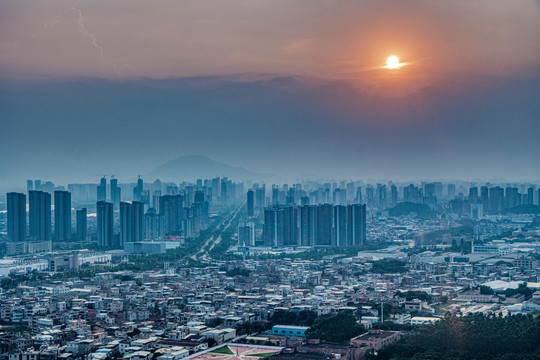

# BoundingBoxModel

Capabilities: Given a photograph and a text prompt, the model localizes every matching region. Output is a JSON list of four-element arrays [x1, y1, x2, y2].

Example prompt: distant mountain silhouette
[[148, 155, 281, 182]]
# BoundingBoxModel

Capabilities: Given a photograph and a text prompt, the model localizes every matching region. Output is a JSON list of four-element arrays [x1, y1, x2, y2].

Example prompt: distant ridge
[[147, 155, 282, 182]]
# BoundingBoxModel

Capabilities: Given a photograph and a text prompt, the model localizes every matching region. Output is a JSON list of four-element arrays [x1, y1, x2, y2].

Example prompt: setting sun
[[385, 55, 401, 69]]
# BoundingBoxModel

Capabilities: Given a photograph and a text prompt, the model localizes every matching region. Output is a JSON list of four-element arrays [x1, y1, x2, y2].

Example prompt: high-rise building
[[120, 201, 145, 245], [76, 208, 87, 241], [355, 186, 362, 203], [316, 204, 333, 246], [97, 177, 107, 202], [390, 185, 398, 207], [29, 190, 51, 241], [159, 194, 184, 235], [480, 186, 489, 210], [238, 221, 255, 246], [7, 192, 26, 242], [247, 190, 254, 217], [263, 208, 277, 247], [27, 180, 34, 192], [334, 205, 347, 247], [469, 187, 479, 204], [376, 184, 387, 209], [54, 190, 71, 241], [526, 187, 534, 205], [211, 177, 220, 201], [133, 177, 143, 201], [403, 184, 422, 204], [255, 186, 266, 210], [220, 178, 229, 204], [263, 203, 366, 248], [447, 184, 456, 200], [152, 190, 162, 212], [144, 208, 164, 240], [132, 201, 145, 243], [299, 205, 316, 246], [97, 201, 114, 248], [347, 204, 367, 246], [110, 177, 121, 207]]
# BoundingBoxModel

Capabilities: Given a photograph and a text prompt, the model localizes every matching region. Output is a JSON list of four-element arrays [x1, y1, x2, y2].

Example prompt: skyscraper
[[390, 185, 398, 207], [97, 201, 114, 248], [263, 208, 277, 247], [316, 204, 333, 246], [76, 208, 87, 241], [447, 184, 456, 200], [29, 190, 51, 241], [97, 177, 107, 202], [159, 194, 184, 235], [263, 203, 366, 248], [54, 190, 71, 241], [247, 190, 254, 217], [7, 192, 26, 242], [238, 221, 255, 246], [120, 201, 145, 245], [347, 204, 366, 246], [526, 187, 534, 205], [334, 205, 347, 247], [144, 208, 164, 240], [256, 186, 266, 210], [133, 177, 143, 201], [110, 177, 121, 207], [469, 187, 479, 204]]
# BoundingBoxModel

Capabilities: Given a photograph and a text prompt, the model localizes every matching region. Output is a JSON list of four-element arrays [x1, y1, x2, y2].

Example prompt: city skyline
[[1, 2, 540, 357]]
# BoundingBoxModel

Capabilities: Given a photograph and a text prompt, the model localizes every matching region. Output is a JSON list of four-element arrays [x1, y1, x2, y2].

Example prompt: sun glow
[[385, 55, 402, 69]]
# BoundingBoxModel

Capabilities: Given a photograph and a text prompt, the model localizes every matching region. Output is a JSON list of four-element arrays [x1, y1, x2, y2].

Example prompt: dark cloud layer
[[1, 74, 539, 189]]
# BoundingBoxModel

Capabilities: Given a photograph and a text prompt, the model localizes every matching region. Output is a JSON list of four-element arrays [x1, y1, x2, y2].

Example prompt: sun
[[385, 55, 402, 69]]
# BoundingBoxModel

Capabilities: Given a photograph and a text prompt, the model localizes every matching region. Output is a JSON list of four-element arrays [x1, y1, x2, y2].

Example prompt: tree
[[306, 311, 365, 343], [376, 314, 540, 360], [479, 285, 494, 295], [371, 259, 408, 274]]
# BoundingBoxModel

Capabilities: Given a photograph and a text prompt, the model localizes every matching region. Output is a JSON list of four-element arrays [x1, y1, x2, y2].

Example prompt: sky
[[1, 0, 540, 188]]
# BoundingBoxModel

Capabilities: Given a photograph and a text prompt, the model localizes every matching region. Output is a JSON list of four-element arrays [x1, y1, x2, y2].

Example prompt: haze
[[1, 0, 540, 188]]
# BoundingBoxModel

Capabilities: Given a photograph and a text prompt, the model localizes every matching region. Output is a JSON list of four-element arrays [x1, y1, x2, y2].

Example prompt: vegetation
[[374, 314, 540, 360], [251, 242, 392, 261], [306, 311, 365, 343], [502, 204, 540, 215], [371, 259, 408, 274], [225, 268, 251, 277], [389, 202, 436, 219], [503, 282, 534, 300], [206, 317, 224, 328], [210, 217, 240, 260], [247, 352, 278, 357], [416, 220, 475, 247], [210, 346, 234, 354], [395, 290, 432, 302], [479, 285, 494, 295], [270, 309, 318, 327]]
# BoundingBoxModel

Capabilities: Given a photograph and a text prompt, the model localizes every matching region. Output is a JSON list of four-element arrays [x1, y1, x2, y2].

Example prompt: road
[[191, 201, 245, 262]]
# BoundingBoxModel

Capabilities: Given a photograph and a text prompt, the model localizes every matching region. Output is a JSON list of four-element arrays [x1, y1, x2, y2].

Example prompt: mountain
[[147, 155, 281, 182]]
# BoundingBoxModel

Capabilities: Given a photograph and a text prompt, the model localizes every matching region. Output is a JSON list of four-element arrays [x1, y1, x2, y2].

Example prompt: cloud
[[68, 7, 104, 59], [36, 6, 104, 59], [1, 0, 539, 80]]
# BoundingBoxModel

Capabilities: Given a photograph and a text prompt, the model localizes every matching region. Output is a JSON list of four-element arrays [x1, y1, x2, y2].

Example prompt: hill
[[147, 155, 281, 182], [389, 202, 436, 219], [503, 204, 540, 215]]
